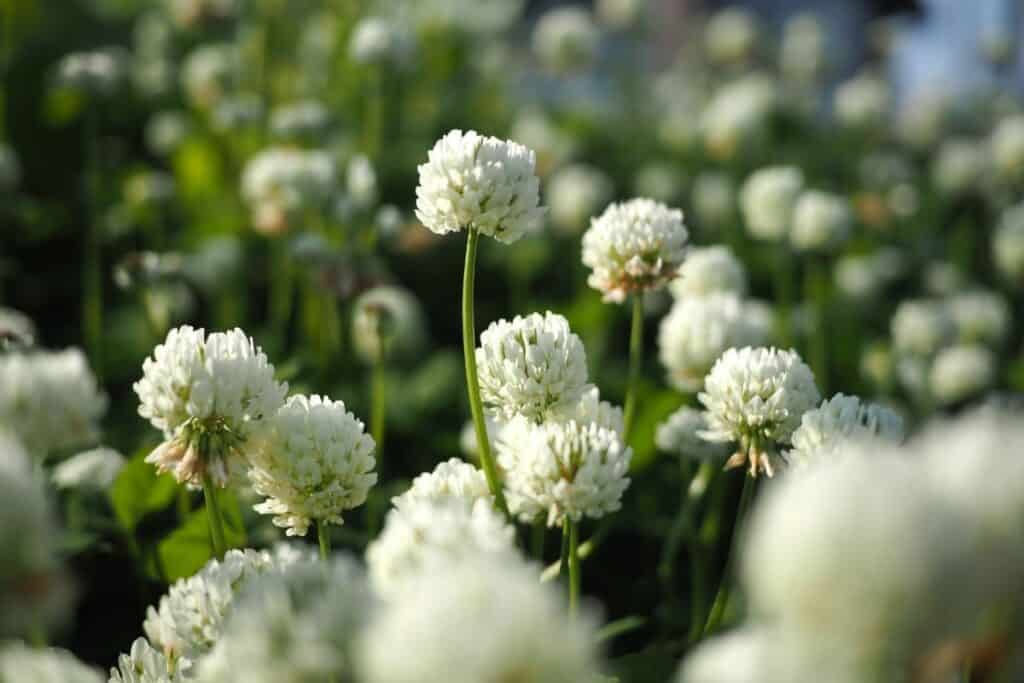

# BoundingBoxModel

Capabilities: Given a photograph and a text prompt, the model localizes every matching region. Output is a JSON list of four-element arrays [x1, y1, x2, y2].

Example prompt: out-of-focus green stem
[[774, 246, 794, 347], [371, 360, 386, 471], [202, 471, 227, 559], [531, 519, 545, 560], [623, 293, 644, 441], [317, 521, 331, 561], [703, 474, 757, 636], [806, 256, 829, 394], [83, 108, 103, 377], [462, 228, 509, 516], [270, 238, 293, 347], [567, 519, 580, 618]]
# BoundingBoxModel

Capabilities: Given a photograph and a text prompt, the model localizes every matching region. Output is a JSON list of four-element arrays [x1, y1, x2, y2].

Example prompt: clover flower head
[[391, 458, 491, 511], [740, 166, 804, 241], [52, 447, 124, 491], [995, 203, 1024, 282], [669, 246, 747, 299], [705, 7, 758, 65], [929, 344, 996, 406], [946, 290, 1010, 347], [0, 643, 102, 683], [109, 638, 180, 683], [582, 198, 689, 303], [532, 6, 600, 73], [890, 300, 955, 357], [547, 163, 614, 234], [351, 285, 427, 366], [655, 406, 730, 461], [833, 71, 889, 129], [790, 190, 852, 252], [549, 385, 625, 437], [787, 393, 904, 466], [415, 129, 544, 244]]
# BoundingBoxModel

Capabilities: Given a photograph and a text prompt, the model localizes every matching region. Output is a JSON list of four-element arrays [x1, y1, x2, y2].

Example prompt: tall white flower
[[240, 147, 335, 235], [248, 394, 377, 537], [700, 74, 778, 160], [946, 290, 1010, 347], [391, 458, 491, 511], [698, 347, 820, 477], [134, 326, 287, 487], [658, 294, 773, 392], [582, 198, 689, 303], [357, 554, 602, 683], [0, 643, 102, 683], [786, 394, 904, 466], [415, 129, 544, 244], [532, 6, 600, 73], [704, 7, 758, 66], [890, 300, 954, 357], [790, 190, 851, 252], [676, 628, 770, 683], [196, 555, 372, 683], [0, 306, 34, 347], [143, 549, 286, 674], [994, 203, 1024, 283], [366, 498, 518, 597], [476, 311, 590, 423], [547, 163, 613, 234], [655, 407, 730, 461], [110, 638, 180, 683], [349, 16, 413, 65], [351, 285, 427, 366], [669, 246, 747, 299], [0, 348, 107, 458], [739, 166, 804, 241], [929, 344, 996, 405], [496, 417, 631, 526]]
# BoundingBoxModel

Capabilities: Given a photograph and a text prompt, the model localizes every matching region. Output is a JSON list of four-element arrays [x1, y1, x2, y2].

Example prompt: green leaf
[[156, 489, 247, 582], [108, 446, 179, 533]]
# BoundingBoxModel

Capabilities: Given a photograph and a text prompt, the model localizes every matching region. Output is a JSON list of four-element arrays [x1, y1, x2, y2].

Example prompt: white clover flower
[[509, 110, 576, 174], [475, 311, 590, 423], [166, 0, 236, 28], [269, 100, 329, 139], [690, 172, 736, 229], [932, 138, 986, 196], [496, 417, 631, 526], [834, 248, 905, 301], [704, 7, 758, 65], [634, 163, 682, 204], [143, 548, 285, 673], [994, 203, 1024, 283], [0, 435, 74, 639], [347, 154, 378, 208], [357, 554, 602, 683], [789, 190, 851, 252], [596, 0, 643, 29], [0, 348, 106, 458], [547, 163, 613, 235], [349, 16, 413, 64], [929, 344, 996, 406], [786, 394, 904, 467], [52, 446, 124, 491], [180, 44, 235, 109], [351, 285, 427, 365], [833, 71, 889, 129], [366, 498, 518, 597], [459, 415, 500, 459], [669, 246, 747, 299], [676, 627, 769, 683], [780, 13, 826, 83], [532, 6, 600, 73], [549, 384, 625, 437], [240, 147, 336, 235], [0, 306, 35, 348], [946, 290, 1010, 347], [196, 555, 372, 683], [110, 638, 180, 683], [380, 0, 523, 34], [990, 114, 1024, 182], [391, 458, 491, 511], [700, 74, 778, 160], [742, 455, 975, 680], [582, 198, 689, 303], [0, 144, 21, 193], [658, 294, 773, 393], [248, 394, 377, 537], [890, 299, 955, 357], [55, 48, 126, 97], [0, 643, 102, 683], [655, 407, 730, 461], [739, 166, 804, 242], [415, 129, 544, 244], [134, 326, 287, 487], [698, 347, 820, 477]]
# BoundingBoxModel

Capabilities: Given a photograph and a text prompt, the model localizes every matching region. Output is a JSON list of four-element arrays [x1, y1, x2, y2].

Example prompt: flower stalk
[[317, 521, 331, 561], [623, 293, 645, 441], [703, 473, 757, 636], [201, 470, 228, 559], [568, 519, 581, 618]]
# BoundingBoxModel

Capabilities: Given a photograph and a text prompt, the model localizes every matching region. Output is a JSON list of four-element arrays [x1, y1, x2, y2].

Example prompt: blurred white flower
[[931, 138, 986, 197], [134, 326, 287, 488], [787, 393, 904, 466], [582, 197, 689, 303], [349, 16, 414, 64], [392, 458, 491, 512], [476, 311, 590, 423], [655, 406, 729, 460], [780, 13, 826, 83], [55, 48, 126, 96], [52, 446, 124, 491], [698, 347, 820, 477], [634, 163, 682, 204], [458, 415, 500, 459], [496, 416, 631, 526], [0, 643, 102, 683], [929, 344, 996, 405], [834, 248, 905, 301], [990, 113, 1024, 182], [415, 129, 544, 244], [240, 147, 335, 235], [704, 7, 758, 66], [670, 246, 747, 298], [658, 294, 773, 393], [180, 44, 235, 109], [165, 0, 236, 29], [381, 0, 523, 34], [596, 0, 644, 29], [0, 348, 107, 458], [248, 394, 377, 537], [690, 172, 736, 229], [790, 190, 851, 252], [739, 166, 804, 241], [532, 6, 600, 73], [994, 202, 1024, 283], [357, 554, 602, 683], [890, 300, 954, 357], [510, 110, 576, 173], [0, 306, 35, 348], [676, 627, 769, 683], [366, 498, 518, 597], [547, 164, 614, 235], [109, 638, 180, 683], [351, 285, 427, 365], [833, 71, 889, 129], [0, 144, 20, 193], [897, 90, 949, 149], [701, 74, 778, 159], [269, 100, 329, 139], [347, 154, 378, 208], [945, 290, 1010, 347]]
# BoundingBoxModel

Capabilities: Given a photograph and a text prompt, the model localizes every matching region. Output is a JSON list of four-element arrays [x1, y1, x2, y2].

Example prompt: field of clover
[[2, 0, 1024, 681]]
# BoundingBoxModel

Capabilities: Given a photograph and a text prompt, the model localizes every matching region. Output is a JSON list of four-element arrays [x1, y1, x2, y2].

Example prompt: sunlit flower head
[[669, 246, 747, 299], [532, 6, 600, 73], [351, 285, 427, 366], [391, 458, 491, 511], [787, 393, 904, 467], [790, 190, 852, 252], [929, 344, 996, 406], [655, 406, 730, 461], [739, 166, 804, 242]]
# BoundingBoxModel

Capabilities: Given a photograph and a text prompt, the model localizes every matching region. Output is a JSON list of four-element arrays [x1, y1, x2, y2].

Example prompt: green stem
[[270, 238, 293, 347], [202, 472, 228, 559], [371, 360, 386, 472], [703, 474, 757, 637], [531, 519, 545, 560], [623, 293, 644, 441], [462, 229, 509, 516], [83, 107, 103, 377], [317, 521, 331, 561], [774, 246, 794, 347], [805, 256, 829, 394], [567, 519, 580, 618]]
